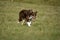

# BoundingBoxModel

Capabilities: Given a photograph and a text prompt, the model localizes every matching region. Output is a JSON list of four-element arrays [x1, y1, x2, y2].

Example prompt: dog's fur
[[18, 9, 37, 27]]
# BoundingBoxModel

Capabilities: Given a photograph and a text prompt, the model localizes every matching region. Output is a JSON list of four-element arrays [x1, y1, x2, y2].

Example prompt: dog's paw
[[27, 22, 31, 27], [17, 22, 20, 23]]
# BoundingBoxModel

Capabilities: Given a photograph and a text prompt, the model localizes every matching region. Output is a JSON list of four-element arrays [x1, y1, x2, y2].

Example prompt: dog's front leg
[[27, 21, 31, 27]]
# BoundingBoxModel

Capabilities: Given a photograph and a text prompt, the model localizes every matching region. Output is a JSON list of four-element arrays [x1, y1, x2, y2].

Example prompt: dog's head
[[32, 11, 37, 19], [27, 11, 37, 21]]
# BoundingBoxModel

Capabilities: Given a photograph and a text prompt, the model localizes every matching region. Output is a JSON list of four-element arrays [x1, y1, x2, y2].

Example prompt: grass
[[0, 1, 60, 40], [0, 0, 60, 6]]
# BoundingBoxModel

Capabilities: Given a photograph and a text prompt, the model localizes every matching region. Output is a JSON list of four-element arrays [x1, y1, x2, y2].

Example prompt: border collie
[[18, 9, 37, 27]]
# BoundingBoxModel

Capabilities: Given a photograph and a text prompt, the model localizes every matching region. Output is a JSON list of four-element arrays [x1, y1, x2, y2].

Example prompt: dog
[[18, 9, 37, 27]]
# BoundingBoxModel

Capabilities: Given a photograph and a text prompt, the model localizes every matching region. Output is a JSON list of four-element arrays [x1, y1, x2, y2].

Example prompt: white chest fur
[[29, 16, 33, 19]]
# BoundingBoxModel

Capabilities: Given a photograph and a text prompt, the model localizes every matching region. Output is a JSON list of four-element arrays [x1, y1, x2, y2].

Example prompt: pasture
[[0, 1, 60, 40]]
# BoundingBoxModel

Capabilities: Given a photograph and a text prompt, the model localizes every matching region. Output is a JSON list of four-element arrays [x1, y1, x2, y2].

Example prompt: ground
[[0, 1, 60, 40]]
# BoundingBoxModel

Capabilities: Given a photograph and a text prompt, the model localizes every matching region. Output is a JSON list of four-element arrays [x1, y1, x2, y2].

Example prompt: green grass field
[[0, 1, 60, 40]]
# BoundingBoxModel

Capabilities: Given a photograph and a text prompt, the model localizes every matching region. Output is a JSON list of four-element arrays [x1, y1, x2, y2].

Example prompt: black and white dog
[[18, 9, 37, 27]]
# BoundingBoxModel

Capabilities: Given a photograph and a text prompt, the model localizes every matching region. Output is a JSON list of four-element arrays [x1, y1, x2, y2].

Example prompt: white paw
[[27, 21, 31, 27], [17, 22, 20, 23]]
